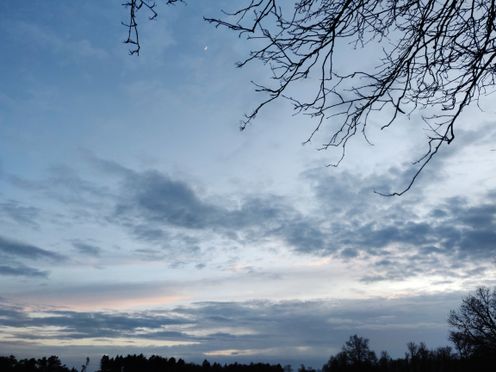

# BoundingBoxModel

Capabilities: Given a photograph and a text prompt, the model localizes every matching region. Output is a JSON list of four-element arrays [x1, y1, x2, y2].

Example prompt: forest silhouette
[[1, 337, 495, 372]]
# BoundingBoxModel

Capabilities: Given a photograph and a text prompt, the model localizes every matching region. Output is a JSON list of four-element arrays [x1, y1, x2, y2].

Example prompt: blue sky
[[0, 1, 495, 370]]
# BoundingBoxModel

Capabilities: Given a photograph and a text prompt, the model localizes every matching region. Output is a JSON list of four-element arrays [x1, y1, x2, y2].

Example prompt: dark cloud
[[72, 241, 102, 256], [0, 235, 61, 277], [112, 169, 319, 254], [433, 199, 496, 259], [0, 200, 39, 228], [0, 263, 47, 278], [0, 235, 65, 261], [128, 224, 169, 242], [0, 306, 191, 340], [302, 167, 496, 281], [115, 170, 294, 233], [272, 219, 329, 254], [116, 170, 224, 230]]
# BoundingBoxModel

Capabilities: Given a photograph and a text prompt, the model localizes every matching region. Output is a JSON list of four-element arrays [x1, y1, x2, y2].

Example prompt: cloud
[[300, 167, 496, 281], [112, 169, 313, 250], [0, 264, 47, 278], [116, 170, 224, 230], [4, 154, 495, 283], [0, 306, 190, 340], [72, 241, 102, 257], [271, 219, 329, 254], [0, 200, 39, 228], [0, 235, 65, 262], [85, 157, 493, 282]]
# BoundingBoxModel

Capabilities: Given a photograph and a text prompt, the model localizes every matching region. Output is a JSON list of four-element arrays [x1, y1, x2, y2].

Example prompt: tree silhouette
[[124, 0, 496, 194], [448, 286, 496, 358], [322, 334, 377, 372], [0, 355, 75, 372], [122, 0, 182, 55]]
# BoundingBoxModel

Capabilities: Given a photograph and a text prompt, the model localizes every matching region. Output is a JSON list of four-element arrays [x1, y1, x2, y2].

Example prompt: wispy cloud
[[0, 235, 65, 262], [72, 241, 102, 257], [0, 200, 40, 228], [0, 264, 47, 278]]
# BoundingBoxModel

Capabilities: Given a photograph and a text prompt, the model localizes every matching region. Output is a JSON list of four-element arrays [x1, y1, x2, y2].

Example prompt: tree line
[[318, 334, 495, 372], [1, 344, 495, 372], [0, 355, 285, 372]]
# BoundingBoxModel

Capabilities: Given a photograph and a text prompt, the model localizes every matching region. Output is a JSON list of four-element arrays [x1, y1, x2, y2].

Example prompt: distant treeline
[[1, 340, 496, 372], [318, 335, 495, 372], [0, 355, 284, 372], [0, 356, 76, 372], [100, 355, 284, 372]]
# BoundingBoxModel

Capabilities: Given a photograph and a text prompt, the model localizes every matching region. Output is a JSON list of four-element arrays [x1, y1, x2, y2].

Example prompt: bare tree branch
[[204, 0, 496, 195], [122, 0, 182, 55], [125, 1, 496, 194]]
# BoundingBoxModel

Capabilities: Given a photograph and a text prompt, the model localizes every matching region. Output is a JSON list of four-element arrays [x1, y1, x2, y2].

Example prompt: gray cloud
[[115, 170, 296, 233], [72, 241, 102, 257], [0, 235, 65, 262], [0, 200, 40, 228], [300, 167, 496, 281], [112, 169, 318, 254], [116, 170, 225, 230], [0, 306, 190, 340], [0, 264, 47, 278], [0, 235, 63, 278], [271, 219, 329, 254]]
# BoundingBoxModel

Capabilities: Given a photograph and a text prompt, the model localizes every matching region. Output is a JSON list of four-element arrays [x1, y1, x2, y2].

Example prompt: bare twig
[[122, 0, 182, 55], [204, 0, 496, 195]]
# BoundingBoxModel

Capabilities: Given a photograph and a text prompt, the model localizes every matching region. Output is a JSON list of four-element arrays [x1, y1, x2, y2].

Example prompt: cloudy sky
[[1, 1, 495, 370]]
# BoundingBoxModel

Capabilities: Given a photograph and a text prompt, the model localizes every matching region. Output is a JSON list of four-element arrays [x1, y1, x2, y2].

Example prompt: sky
[[0, 1, 496, 370]]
